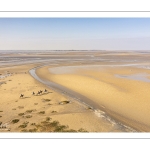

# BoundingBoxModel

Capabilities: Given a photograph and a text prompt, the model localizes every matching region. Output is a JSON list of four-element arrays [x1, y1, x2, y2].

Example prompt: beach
[[1, 50, 150, 132]]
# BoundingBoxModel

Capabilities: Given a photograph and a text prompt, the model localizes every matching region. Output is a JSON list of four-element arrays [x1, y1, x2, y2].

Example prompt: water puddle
[[115, 73, 150, 83]]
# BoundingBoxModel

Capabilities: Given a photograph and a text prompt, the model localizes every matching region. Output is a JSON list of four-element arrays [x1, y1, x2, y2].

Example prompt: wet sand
[[35, 50, 150, 132], [1, 50, 150, 132]]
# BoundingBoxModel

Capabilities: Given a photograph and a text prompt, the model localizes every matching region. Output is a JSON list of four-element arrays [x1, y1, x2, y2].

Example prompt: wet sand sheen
[[30, 67, 134, 132], [35, 64, 150, 131], [2, 50, 150, 132]]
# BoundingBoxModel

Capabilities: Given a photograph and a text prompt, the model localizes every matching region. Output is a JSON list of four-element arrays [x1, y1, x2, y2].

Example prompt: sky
[[0, 18, 150, 50]]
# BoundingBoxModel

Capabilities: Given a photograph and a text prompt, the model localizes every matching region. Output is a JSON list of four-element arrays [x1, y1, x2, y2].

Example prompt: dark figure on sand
[[40, 90, 43, 94], [37, 91, 41, 95], [20, 94, 24, 98]]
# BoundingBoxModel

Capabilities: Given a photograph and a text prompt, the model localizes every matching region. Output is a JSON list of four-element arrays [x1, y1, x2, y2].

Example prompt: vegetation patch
[[19, 122, 29, 128], [25, 115, 32, 118], [29, 128, 37, 132], [78, 128, 88, 132], [0, 116, 2, 118], [0, 111, 3, 112], [12, 119, 19, 124], [26, 110, 34, 113], [51, 111, 57, 113], [18, 113, 24, 116], [39, 111, 45, 114], [19, 118, 87, 132], [21, 129, 28, 132], [46, 117, 51, 121], [31, 123, 36, 126], [54, 125, 68, 132]]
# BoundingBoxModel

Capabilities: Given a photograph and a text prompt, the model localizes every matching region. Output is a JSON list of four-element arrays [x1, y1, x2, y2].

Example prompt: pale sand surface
[[36, 63, 150, 131], [0, 64, 120, 132], [1, 50, 150, 132]]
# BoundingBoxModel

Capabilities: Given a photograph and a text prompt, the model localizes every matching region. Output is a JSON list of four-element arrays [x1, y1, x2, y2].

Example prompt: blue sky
[[0, 18, 150, 50]]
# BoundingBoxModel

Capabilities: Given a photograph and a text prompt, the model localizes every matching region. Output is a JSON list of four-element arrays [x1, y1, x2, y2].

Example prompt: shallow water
[[29, 66, 136, 132], [115, 73, 150, 83]]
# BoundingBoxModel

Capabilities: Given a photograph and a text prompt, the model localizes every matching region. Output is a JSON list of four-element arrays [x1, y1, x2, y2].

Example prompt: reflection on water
[[115, 73, 150, 83]]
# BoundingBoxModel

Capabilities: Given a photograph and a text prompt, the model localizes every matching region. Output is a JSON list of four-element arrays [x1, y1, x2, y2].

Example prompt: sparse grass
[[64, 129, 77, 132], [50, 121, 59, 127], [28, 128, 37, 132], [21, 129, 28, 132], [46, 117, 51, 121], [19, 121, 29, 128], [18, 113, 24, 116], [0, 111, 3, 112], [54, 125, 68, 132], [25, 115, 32, 118], [39, 120, 80, 132], [39, 111, 45, 114], [19, 124, 27, 128], [31, 123, 36, 126], [47, 103, 51, 105], [34, 103, 38, 105], [51, 111, 57, 113], [19, 118, 87, 132], [78, 128, 88, 132], [12, 119, 19, 124], [12, 108, 16, 110], [0, 116, 2, 118], [26, 110, 34, 113]]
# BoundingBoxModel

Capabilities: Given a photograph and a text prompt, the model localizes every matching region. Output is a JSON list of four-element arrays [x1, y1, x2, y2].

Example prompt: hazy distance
[[0, 18, 150, 50]]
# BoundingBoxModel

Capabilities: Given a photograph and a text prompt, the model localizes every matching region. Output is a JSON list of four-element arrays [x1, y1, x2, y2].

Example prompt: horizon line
[[0, 49, 150, 51]]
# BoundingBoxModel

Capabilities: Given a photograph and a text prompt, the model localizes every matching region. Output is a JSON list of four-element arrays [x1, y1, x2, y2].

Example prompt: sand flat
[[36, 61, 150, 131], [1, 50, 150, 132], [0, 63, 120, 132]]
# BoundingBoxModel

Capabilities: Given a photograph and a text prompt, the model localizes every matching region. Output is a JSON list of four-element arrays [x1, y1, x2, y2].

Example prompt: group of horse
[[20, 89, 48, 98]]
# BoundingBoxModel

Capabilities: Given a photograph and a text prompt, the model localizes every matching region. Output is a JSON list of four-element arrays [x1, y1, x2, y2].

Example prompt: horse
[[37, 91, 41, 95], [40, 90, 43, 94], [20, 94, 24, 98]]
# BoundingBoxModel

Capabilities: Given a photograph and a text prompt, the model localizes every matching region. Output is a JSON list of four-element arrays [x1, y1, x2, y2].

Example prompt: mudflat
[[1, 50, 150, 132]]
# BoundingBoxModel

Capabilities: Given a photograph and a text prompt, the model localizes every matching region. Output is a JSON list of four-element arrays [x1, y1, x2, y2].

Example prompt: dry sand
[[0, 63, 120, 132], [36, 62, 150, 131], [1, 50, 150, 132]]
